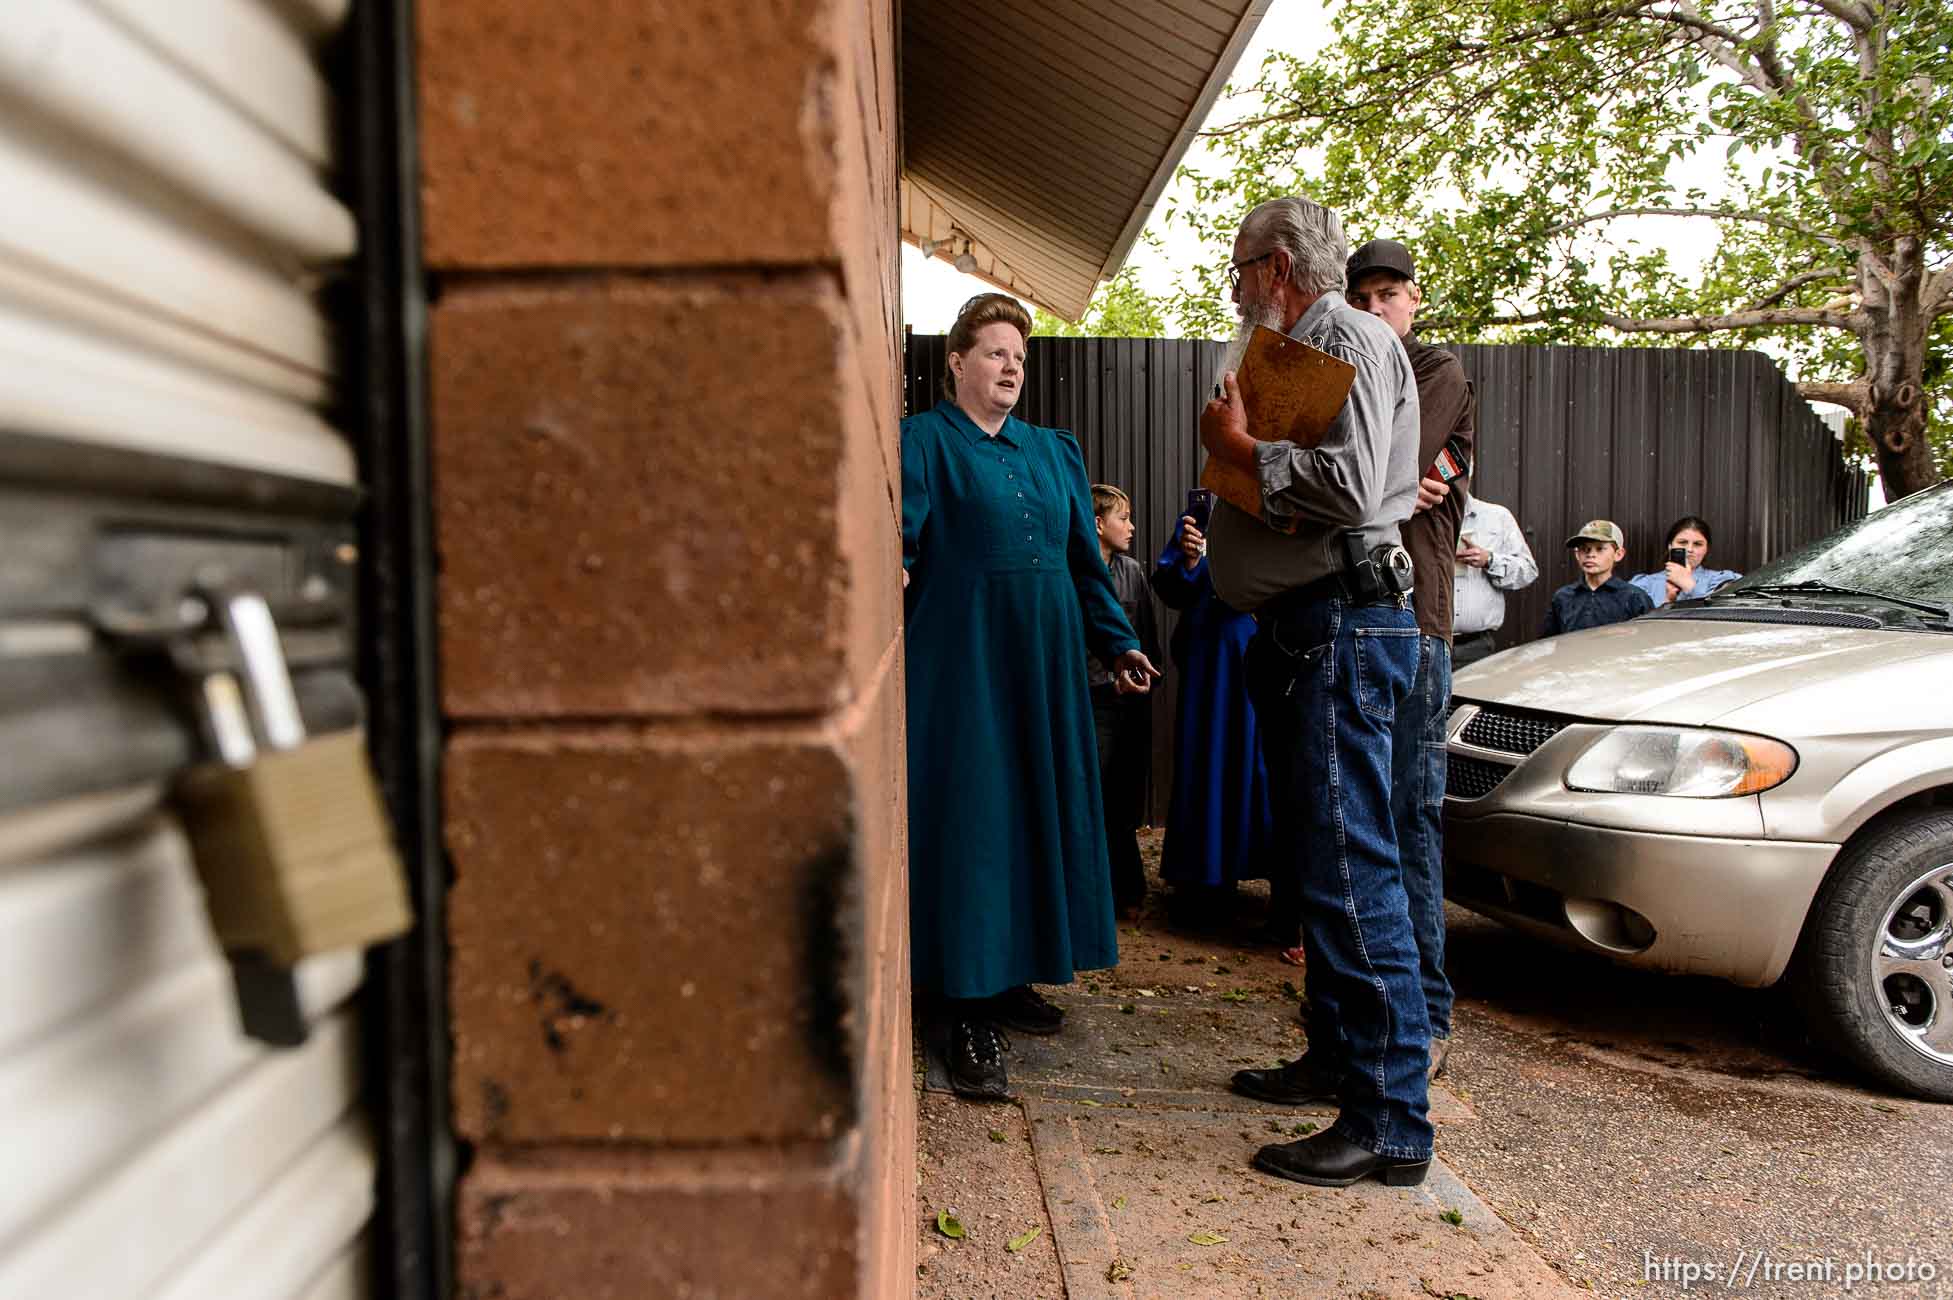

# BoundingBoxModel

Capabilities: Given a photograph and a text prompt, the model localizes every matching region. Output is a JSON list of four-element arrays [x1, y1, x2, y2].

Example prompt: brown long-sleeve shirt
[[1401, 334, 1474, 642]]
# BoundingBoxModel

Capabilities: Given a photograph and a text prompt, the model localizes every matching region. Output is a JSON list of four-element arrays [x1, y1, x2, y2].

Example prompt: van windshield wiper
[[1731, 580, 1951, 620]]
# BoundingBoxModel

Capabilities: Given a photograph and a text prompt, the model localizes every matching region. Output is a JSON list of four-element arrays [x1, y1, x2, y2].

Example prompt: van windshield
[[1719, 481, 1953, 608]]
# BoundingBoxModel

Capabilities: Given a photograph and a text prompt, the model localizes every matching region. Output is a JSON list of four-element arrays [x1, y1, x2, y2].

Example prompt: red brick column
[[417, 3, 911, 1295]]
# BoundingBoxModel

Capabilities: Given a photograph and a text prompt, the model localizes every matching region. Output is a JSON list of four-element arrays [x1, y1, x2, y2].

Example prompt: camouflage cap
[[1565, 519, 1626, 548]]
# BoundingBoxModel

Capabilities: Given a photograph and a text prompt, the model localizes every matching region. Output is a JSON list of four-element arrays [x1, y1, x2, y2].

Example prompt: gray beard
[[1217, 302, 1284, 379]]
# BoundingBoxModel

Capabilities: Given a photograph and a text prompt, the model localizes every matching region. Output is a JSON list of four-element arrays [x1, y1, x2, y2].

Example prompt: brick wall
[[418, 2, 911, 1295]]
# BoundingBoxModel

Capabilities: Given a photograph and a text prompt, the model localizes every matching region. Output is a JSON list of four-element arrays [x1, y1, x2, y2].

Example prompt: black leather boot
[[1229, 1054, 1344, 1106], [1252, 1129, 1431, 1188]]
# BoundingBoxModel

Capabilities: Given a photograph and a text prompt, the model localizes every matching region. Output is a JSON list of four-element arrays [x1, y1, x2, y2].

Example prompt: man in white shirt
[[1451, 495, 1538, 667]]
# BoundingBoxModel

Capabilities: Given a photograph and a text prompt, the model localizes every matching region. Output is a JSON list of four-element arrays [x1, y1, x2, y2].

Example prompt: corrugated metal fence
[[1449, 344, 1871, 648], [903, 332, 1870, 820]]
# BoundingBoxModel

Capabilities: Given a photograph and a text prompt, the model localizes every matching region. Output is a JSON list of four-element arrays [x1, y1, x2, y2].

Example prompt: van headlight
[[1564, 726, 1797, 797]]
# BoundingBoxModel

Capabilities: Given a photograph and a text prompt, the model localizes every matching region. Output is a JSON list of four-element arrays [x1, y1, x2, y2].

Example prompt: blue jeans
[[1246, 595, 1432, 1160], [1394, 634, 1454, 1041]]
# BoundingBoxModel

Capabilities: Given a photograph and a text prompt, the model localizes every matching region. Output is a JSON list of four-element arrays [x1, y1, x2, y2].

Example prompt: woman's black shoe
[[948, 1019, 1012, 1101], [985, 985, 1065, 1036], [1251, 1128, 1430, 1188]]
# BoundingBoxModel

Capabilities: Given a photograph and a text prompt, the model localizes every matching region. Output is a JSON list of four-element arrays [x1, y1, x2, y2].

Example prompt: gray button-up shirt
[[1207, 291, 1421, 612]]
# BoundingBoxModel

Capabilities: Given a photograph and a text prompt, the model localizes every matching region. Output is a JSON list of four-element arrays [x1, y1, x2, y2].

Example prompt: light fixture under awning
[[900, 0, 1272, 321]]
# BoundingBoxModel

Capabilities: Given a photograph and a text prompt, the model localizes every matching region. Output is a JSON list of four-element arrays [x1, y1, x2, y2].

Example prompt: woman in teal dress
[[903, 293, 1159, 1100]]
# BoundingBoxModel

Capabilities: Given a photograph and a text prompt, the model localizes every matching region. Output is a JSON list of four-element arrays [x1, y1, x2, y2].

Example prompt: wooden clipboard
[[1201, 325, 1356, 534]]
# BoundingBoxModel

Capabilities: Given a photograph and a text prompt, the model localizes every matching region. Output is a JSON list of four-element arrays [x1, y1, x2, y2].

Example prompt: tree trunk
[[1858, 238, 1938, 499], [1864, 378, 1933, 499]]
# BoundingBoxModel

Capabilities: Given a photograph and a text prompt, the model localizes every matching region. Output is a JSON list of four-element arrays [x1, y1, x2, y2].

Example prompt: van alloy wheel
[[1873, 862, 1953, 1068]]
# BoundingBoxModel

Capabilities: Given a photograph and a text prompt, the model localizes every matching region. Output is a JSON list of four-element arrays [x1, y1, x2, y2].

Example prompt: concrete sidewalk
[[915, 883, 1583, 1299]]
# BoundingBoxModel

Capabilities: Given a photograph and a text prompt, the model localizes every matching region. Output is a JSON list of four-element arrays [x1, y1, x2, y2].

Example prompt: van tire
[[1789, 810, 1953, 1103]]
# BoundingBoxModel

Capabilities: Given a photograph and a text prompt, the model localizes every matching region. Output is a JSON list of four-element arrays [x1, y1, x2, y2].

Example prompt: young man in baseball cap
[[1543, 519, 1653, 636]]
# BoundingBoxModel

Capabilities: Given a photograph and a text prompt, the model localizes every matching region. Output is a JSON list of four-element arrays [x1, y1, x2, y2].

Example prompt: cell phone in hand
[[1668, 547, 1688, 567], [1185, 488, 1215, 532]]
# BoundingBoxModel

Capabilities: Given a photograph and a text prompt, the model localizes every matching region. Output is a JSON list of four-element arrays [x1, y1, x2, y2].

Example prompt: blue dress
[[902, 403, 1140, 999], [1149, 524, 1273, 888]]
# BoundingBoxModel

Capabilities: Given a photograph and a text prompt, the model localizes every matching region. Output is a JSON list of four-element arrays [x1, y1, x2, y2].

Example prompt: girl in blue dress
[[1150, 513, 1273, 925], [903, 294, 1159, 1100]]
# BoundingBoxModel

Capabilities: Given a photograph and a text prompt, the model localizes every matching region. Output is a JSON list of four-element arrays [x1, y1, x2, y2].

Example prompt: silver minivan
[[1444, 480, 1953, 1100]]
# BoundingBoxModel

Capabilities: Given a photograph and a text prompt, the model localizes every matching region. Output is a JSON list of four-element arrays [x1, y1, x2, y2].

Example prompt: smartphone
[[1428, 434, 1471, 486], [1185, 487, 1215, 532], [1667, 547, 1688, 566]]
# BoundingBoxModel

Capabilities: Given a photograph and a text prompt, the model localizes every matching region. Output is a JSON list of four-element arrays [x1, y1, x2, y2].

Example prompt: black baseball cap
[[1346, 239, 1416, 285]]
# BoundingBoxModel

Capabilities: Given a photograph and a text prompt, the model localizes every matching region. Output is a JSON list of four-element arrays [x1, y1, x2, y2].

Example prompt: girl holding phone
[[1628, 515, 1742, 607]]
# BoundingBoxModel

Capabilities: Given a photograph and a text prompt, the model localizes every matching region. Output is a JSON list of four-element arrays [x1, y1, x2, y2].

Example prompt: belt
[[1456, 628, 1497, 642], [1259, 570, 1401, 622]]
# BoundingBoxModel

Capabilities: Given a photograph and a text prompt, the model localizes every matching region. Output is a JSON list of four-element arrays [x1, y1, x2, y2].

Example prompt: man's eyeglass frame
[[1226, 250, 1278, 291]]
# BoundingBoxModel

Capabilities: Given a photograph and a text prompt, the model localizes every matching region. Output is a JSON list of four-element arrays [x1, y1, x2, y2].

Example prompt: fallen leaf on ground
[[936, 1210, 966, 1239], [1112, 1195, 1128, 1210], [1439, 1208, 1465, 1226], [1006, 1226, 1043, 1253], [988, 1129, 1006, 1143], [1188, 1231, 1229, 1246], [1106, 1259, 1135, 1282]]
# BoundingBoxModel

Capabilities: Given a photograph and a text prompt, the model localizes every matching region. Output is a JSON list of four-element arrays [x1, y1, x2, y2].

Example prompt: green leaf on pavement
[[1112, 1195, 1128, 1210], [1106, 1259, 1135, 1282], [936, 1210, 966, 1239], [988, 1129, 1007, 1143], [1188, 1231, 1229, 1246], [1007, 1226, 1044, 1253], [1440, 1208, 1465, 1226]]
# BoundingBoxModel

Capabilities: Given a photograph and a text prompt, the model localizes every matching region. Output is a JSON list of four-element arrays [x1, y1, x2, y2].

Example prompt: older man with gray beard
[[1199, 196, 1433, 1188]]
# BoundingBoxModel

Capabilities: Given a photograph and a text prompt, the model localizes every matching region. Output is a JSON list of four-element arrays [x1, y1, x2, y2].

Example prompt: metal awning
[[900, 0, 1272, 320]]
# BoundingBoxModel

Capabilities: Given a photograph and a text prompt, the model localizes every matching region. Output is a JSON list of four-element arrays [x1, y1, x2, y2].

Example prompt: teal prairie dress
[[902, 401, 1140, 1000]]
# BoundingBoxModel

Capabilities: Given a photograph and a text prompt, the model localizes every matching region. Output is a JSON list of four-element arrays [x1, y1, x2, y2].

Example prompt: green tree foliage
[[1163, 0, 1953, 495], [1033, 268, 1169, 338]]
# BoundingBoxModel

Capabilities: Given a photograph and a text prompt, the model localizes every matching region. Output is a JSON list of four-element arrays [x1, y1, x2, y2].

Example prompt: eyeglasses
[[1226, 250, 1276, 291]]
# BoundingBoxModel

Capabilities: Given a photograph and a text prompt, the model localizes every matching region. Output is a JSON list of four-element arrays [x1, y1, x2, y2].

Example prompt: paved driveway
[[1437, 906, 1952, 1297], [917, 835, 1953, 1298]]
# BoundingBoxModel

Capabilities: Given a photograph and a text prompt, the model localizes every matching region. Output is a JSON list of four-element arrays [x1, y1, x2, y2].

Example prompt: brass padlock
[[172, 591, 412, 1024]]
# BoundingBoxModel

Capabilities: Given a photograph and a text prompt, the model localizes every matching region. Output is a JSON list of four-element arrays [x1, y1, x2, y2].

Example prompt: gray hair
[[1241, 197, 1348, 297]]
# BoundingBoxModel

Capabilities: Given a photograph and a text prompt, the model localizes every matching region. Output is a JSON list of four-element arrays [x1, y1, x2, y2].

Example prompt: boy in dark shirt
[[1544, 519, 1654, 635], [1090, 485, 1162, 915]]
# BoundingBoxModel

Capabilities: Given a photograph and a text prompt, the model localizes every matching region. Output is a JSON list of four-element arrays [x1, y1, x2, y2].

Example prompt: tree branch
[[1797, 379, 1870, 414], [1417, 304, 1858, 334], [1656, 1, 1853, 209], [1926, 267, 1953, 319], [1746, 267, 1854, 309], [1800, 0, 1875, 31], [1540, 206, 1842, 244], [1600, 305, 1858, 331]]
